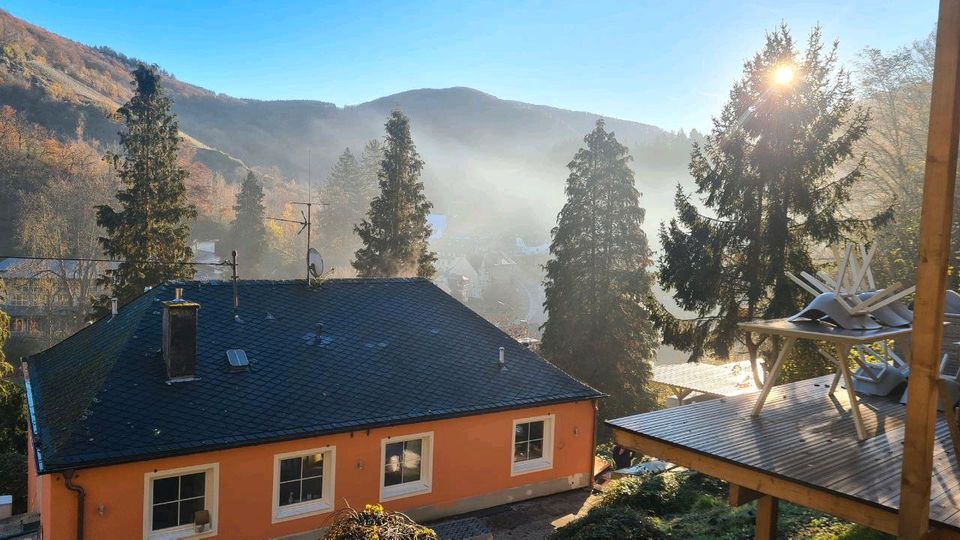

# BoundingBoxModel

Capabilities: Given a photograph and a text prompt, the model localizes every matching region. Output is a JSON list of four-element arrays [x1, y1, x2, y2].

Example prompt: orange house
[[24, 279, 601, 539]]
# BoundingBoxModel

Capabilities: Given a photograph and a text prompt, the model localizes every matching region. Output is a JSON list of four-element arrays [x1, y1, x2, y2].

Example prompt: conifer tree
[[96, 64, 196, 305], [353, 111, 436, 278], [359, 138, 384, 195], [229, 171, 267, 272], [654, 26, 891, 386], [540, 119, 658, 419], [318, 148, 362, 271]]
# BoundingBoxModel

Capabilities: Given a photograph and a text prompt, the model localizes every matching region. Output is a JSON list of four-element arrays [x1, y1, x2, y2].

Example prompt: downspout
[[62, 469, 85, 540], [589, 399, 599, 487]]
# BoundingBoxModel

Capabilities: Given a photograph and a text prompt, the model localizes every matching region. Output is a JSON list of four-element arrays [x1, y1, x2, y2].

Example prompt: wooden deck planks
[[607, 375, 960, 532]]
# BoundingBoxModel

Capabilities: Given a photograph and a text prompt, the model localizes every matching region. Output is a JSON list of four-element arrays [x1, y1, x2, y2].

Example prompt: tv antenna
[[266, 154, 328, 285]]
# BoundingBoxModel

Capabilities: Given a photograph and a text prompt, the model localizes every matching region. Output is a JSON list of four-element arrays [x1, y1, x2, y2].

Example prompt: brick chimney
[[162, 288, 200, 381]]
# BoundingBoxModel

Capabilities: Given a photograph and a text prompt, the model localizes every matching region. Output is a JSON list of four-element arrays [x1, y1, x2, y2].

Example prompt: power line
[[0, 255, 233, 267]]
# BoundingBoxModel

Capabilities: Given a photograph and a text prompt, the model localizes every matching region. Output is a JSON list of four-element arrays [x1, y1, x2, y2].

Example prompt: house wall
[[32, 399, 596, 540]]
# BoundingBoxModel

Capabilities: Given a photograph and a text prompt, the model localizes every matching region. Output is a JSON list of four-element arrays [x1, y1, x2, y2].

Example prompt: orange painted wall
[[32, 399, 596, 539]]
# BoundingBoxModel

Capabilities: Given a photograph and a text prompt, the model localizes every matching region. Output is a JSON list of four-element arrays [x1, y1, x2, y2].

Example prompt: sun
[[773, 65, 795, 86]]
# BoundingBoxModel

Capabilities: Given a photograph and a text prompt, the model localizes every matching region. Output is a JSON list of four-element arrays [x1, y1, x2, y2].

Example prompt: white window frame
[[143, 462, 219, 540], [511, 414, 555, 476], [379, 431, 434, 502], [271, 446, 336, 523]]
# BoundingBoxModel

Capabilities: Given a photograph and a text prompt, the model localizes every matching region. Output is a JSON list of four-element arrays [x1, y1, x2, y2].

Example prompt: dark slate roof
[[26, 279, 600, 473]]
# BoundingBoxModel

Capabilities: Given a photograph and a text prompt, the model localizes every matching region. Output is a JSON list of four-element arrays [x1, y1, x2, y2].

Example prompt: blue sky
[[3, 1, 939, 131]]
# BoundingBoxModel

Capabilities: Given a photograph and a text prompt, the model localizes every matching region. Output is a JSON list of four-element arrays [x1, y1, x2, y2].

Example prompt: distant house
[[515, 237, 550, 256], [432, 256, 481, 302], [0, 258, 111, 348], [479, 250, 518, 291], [190, 240, 225, 281], [24, 279, 601, 539]]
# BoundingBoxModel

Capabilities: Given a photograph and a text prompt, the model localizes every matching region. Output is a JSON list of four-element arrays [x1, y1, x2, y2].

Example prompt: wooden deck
[[608, 374, 960, 536]]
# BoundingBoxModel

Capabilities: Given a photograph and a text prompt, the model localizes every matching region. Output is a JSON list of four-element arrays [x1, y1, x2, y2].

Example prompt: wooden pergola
[[610, 2, 960, 537], [901, 0, 960, 536]]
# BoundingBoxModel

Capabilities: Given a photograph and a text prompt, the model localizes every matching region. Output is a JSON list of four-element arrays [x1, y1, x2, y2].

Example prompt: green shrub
[[600, 474, 679, 514], [550, 506, 665, 540], [599, 471, 725, 516], [0, 451, 27, 514]]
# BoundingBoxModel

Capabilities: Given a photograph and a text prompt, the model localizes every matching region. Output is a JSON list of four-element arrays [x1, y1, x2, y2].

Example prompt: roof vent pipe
[[315, 323, 324, 339], [231, 250, 239, 320], [110, 297, 118, 318], [498, 346, 506, 370], [174, 288, 183, 301]]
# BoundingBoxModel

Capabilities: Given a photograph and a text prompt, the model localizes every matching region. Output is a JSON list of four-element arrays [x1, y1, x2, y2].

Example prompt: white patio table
[[738, 318, 914, 440]]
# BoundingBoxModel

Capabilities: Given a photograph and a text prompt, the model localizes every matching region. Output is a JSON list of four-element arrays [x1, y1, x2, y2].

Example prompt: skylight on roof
[[226, 349, 250, 372]]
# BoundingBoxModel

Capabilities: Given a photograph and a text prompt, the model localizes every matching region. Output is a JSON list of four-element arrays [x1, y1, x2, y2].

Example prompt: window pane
[[152, 477, 179, 504], [515, 422, 529, 443], [530, 421, 544, 440], [279, 480, 301, 506], [301, 476, 323, 501], [384, 441, 403, 483], [529, 439, 544, 460], [179, 472, 205, 499], [404, 439, 422, 461], [178, 496, 205, 526], [384, 463, 402, 486], [401, 445, 422, 483], [514, 442, 528, 462], [152, 502, 178, 531], [280, 457, 302, 482], [301, 453, 324, 478]]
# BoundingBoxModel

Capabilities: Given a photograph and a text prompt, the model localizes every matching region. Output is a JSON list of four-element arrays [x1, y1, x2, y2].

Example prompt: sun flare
[[773, 65, 795, 86]]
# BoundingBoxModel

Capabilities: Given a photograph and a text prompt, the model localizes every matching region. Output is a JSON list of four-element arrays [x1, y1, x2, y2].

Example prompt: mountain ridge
[[0, 8, 695, 238]]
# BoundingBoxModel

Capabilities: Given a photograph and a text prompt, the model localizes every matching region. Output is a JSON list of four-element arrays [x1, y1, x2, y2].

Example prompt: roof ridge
[[160, 277, 431, 286]]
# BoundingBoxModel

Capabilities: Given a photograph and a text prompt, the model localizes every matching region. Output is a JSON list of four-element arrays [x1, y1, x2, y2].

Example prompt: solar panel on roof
[[225, 349, 249, 372]]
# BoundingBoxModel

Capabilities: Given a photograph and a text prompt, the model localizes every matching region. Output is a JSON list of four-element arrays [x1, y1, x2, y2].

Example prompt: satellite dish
[[308, 248, 324, 278]]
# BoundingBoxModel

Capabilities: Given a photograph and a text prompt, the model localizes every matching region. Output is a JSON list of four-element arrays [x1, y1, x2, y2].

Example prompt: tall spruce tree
[[654, 26, 891, 386], [229, 171, 267, 273], [540, 119, 658, 420], [96, 64, 196, 305], [353, 111, 436, 278]]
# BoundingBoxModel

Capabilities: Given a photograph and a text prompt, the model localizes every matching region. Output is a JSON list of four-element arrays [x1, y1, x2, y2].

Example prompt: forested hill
[[0, 8, 699, 238]]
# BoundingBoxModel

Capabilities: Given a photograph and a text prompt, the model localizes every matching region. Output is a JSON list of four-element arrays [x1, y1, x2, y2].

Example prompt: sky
[[2, 1, 940, 132]]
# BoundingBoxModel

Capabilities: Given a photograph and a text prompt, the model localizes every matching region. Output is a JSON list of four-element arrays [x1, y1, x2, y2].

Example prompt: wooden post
[[755, 495, 779, 540], [899, 1, 960, 537], [728, 484, 762, 507]]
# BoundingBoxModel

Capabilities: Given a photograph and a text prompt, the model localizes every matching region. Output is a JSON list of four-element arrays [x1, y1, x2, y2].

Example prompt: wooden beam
[[612, 429, 900, 535], [729, 484, 762, 506], [755, 495, 779, 540], [900, 1, 960, 538]]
